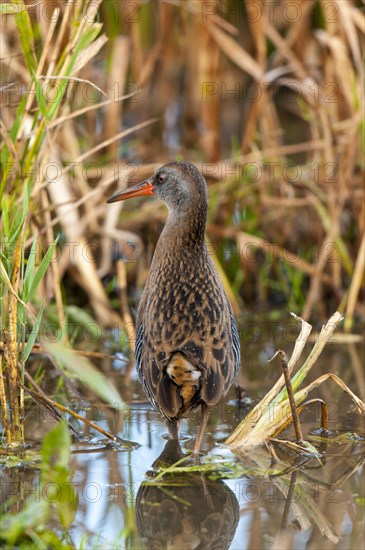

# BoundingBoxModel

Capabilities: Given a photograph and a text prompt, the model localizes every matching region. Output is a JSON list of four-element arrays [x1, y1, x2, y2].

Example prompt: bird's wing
[[198, 311, 240, 406], [135, 322, 183, 419], [230, 312, 241, 381]]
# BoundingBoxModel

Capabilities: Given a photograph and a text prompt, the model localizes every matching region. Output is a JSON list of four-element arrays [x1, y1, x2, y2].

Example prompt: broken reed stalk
[[277, 350, 303, 444], [272, 398, 329, 440], [226, 312, 365, 451], [3, 235, 24, 444], [297, 399, 328, 432]]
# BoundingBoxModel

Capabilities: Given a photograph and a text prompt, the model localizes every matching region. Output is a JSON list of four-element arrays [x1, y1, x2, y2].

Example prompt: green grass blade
[[1, 196, 10, 237], [24, 237, 59, 302], [46, 26, 102, 120], [0, 3, 25, 14], [23, 233, 38, 297], [34, 76, 50, 120], [0, 96, 27, 195], [13, 0, 37, 73], [0, 257, 14, 290], [41, 339, 127, 410], [22, 301, 45, 362]]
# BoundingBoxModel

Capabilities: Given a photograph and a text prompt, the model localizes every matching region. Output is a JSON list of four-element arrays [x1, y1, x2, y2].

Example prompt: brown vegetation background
[[1, 0, 364, 337]]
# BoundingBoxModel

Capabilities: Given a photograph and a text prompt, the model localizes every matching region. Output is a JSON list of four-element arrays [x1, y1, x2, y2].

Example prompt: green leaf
[[0, 421, 76, 546], [13, 0, 37, 73], [42, 339, 127, 410], [0, 498, 50, 546], [24, 237, 58, 302], [22, 178, 29, 215], [1, 195, 9, 237], [34, 75, 50, 120], [8, 204, 25, 245], [0, 256, 14, 289], [0, 3, 25, 14], [22, 301, 45, 362], [47, 26, 101, 119], [76, 26, 101, 54], [41, 420, 71, 469], [23, 232, 38, 296], [65, 305, 96, 326], [40, 421, 78, 529]]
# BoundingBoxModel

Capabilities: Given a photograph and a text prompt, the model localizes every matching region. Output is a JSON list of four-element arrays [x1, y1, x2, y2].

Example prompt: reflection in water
[[136, 440, 239, 550], [280, 469, 299, 530]]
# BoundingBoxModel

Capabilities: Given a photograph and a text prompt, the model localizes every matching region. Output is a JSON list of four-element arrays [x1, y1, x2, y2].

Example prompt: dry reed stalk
[[97, 176, 133, 278], [117, 259, 136, 362], [13, 7, 60, 142], [226, 312, 365, 450], [0, 357, 11, 443], [2, 0, 364, 374], [129, 2, 143, 83], [301, 229, 339, 321], [344, 232, 365, 331], [104, 36, 130, 158], [0, 341, 126, 363], [207, 22, 262, 81], [63, 118, 159, 168], [241, 1, 266, 154], [23, 384, 136, 448], [293, 373, 365, 416], [273, 1, 315, 64], [208, 225, 337, 288], [42, 92, 137, 132], [199, 1, 220, 161], [3, 235, 23, 443], [40, 189, 65, 332], [347, 343, 365, 399], [207, 240, 241, 315], [63, 122, 98, 235], [46, 155, 119, 326]]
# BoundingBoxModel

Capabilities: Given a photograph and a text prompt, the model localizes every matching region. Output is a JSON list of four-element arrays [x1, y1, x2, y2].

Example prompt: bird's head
[[106, 161, 208, 214]]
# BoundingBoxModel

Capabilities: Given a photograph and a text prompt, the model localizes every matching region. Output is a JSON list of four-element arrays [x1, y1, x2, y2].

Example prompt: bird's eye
[[157, 174, 166, 184]]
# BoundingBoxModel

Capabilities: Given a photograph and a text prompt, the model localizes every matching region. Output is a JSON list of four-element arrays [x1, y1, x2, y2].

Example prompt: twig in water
[[271, 350, 304, 444], [22, 384, 138, 450]]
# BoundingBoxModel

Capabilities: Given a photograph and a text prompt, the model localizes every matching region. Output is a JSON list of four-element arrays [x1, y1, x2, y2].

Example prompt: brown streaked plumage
[[107, 161, 241, 456]]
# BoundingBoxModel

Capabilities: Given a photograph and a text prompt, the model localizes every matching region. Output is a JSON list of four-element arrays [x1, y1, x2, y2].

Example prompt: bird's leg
[[167, 419, 180, 440], [193, 404, 210, 460]]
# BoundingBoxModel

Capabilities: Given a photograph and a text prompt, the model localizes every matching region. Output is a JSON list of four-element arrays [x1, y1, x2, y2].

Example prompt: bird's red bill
[[106, 179, 154, 203]]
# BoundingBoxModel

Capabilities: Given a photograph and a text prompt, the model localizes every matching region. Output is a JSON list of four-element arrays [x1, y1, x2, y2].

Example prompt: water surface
[[1, 316, 364, 549]]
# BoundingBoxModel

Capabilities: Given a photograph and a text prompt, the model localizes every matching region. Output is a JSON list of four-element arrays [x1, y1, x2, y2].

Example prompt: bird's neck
[[156, 202, 208, 258], [144, 202, 210, 292]]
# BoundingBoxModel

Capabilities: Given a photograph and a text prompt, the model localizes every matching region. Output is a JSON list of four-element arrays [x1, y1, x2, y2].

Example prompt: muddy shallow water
[[1, 316, 364, 549]]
